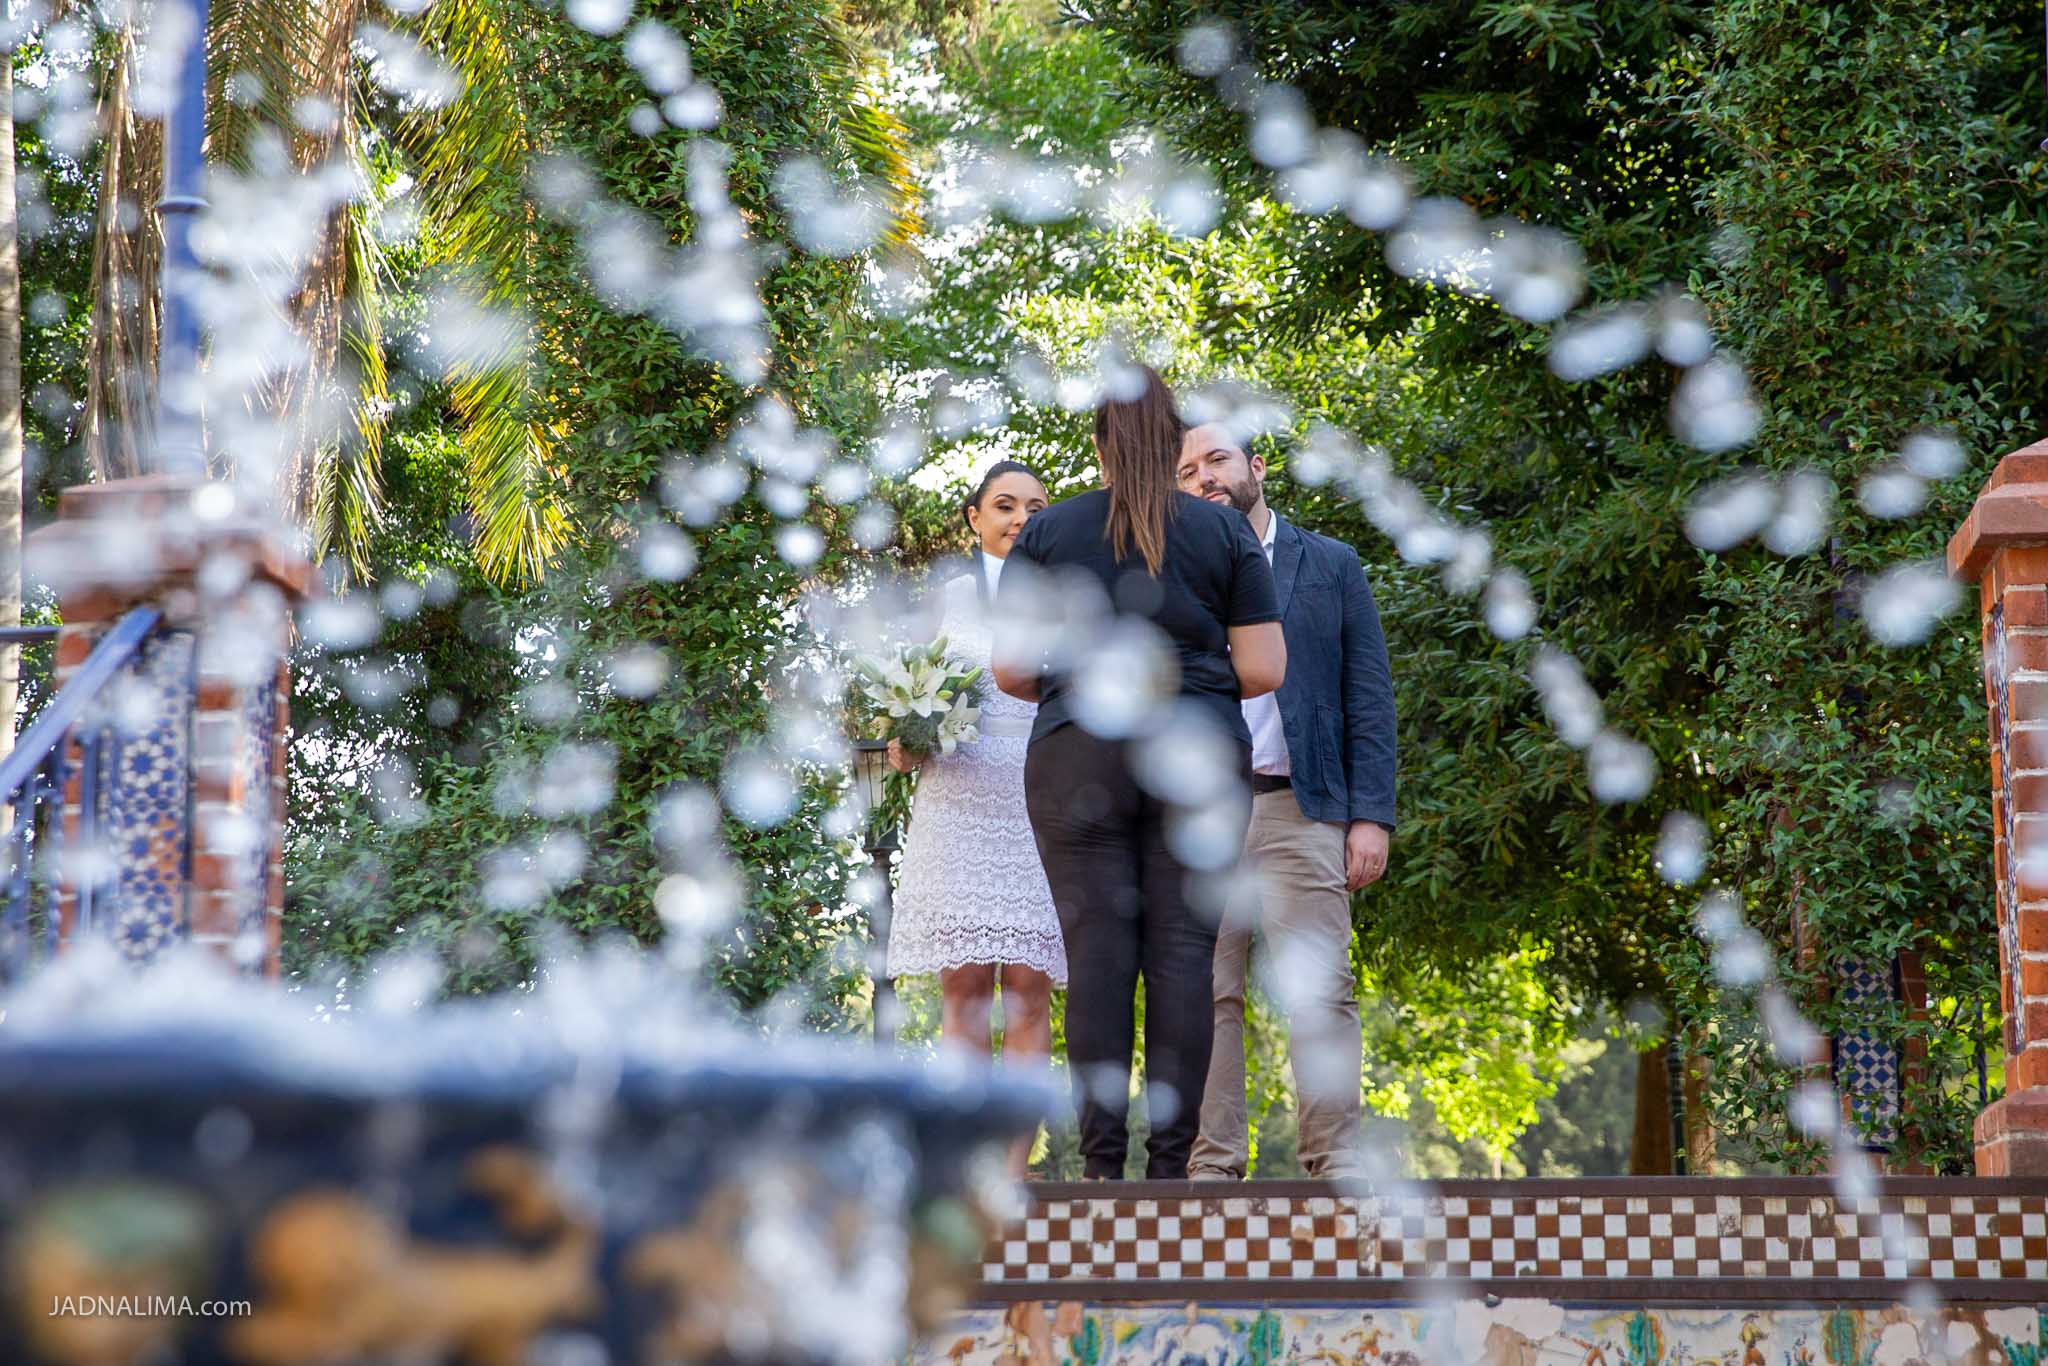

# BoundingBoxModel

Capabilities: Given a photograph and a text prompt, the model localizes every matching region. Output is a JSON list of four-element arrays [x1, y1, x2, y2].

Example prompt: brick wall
[[1949, 439, 2048, 1174]]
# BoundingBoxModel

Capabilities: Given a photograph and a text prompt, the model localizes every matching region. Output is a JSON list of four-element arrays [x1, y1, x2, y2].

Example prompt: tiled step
[[980, 1179, 2048, 1299]]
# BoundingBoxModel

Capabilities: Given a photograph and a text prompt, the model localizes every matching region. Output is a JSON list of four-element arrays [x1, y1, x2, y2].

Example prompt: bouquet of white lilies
[[852, 637, 986, 758]]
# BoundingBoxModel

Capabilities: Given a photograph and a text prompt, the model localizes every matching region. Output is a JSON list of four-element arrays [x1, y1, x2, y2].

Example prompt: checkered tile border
[[990, 1196, 1359, 1283], [983, 1189, 2048, 1285]]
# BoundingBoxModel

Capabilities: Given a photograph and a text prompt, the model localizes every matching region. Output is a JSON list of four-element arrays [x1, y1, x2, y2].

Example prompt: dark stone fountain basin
[[0, 984, 1050, 1366]]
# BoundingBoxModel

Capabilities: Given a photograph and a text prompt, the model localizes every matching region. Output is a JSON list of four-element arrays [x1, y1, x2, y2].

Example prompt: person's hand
[[1345, 821, 1388, 891], [886, 738, 927, 773]]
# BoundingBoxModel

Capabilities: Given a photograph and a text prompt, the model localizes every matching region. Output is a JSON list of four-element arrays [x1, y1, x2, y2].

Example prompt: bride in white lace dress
[[888, 462, 1065, 1068]]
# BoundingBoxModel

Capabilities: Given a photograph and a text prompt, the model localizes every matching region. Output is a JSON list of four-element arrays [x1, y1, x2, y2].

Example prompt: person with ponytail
[[992, 365, 1286, 1180], [886, 461, 1065, 1134]]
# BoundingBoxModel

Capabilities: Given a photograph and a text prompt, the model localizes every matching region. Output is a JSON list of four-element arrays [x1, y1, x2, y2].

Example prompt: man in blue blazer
[[1176, 421, 1397, 1180]]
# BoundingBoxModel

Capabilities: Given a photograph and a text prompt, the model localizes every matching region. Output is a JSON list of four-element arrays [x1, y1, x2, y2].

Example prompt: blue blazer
[[1266, 517, 1397, 829]]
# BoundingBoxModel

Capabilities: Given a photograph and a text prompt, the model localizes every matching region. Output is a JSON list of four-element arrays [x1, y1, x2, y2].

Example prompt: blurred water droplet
[[1861, 560, 1960, 646], [776, 523, 826, 568], [1530, 647, 1602, 748], [652, 783, 722, 862], [1482, 568, 1536, 640], [637, 522, 697, 581], [1491, 223, 1584, 323], [537, 829, 589, 885], [1587, 729, 1655, 803], [1874, 777, 1915, 828], [1385, 198, 1482, 286], [604, 644, 670, 698], [1071, 622, 1180, 739], [292, 94, 337, 135], [303, 596, 382, 651], [869, 414, 926, 478], [1099, 144, 1220, 238], [850, 501, 897, 551], [370, 761, 426, 829], [567, 0, 631, 35], [358, 24, 460, 108], [1900, 429, 1965, 481], [1177, 21, 1235, 76], [1711, 927, 1771, 988], [774, 157, 885, 257], [379, 579, 424, 621], [1442, 529, 1492, 596], [1165, 797, 1251, 872], [416, 286, 528, 380], [1789, 1080, 1840, 1137], [758, 476, 809, 519], [341, 659, 411, 712], [723, 749, 797, 828], [366, 950, 446, 1015], [1277, 128, 1363, 216], [627, 103, 662, 137], [1763, 470, 1834, 557], [1657, 812, 1708, 885], [532, 742, 618, 818], [1345, 159, 1411, 231], [481, 846, 548, 910], [820, 462, 869, 505], [1654, 294, 1715, 366], [1858, 464, 1926, 520], [1130, 708, 1239, 805], [625, 18, 690, 93], [1670, 357, 1761, 452], [521, 677, 579, 725], [1248, 85, 1315, 169], [1156, 165, 1222, 238], [1695, 889, 1742, 946], [1685, 474, 1777, 551], [1548, 306, 1651, 381], [1762, 989, 1823, 1066]]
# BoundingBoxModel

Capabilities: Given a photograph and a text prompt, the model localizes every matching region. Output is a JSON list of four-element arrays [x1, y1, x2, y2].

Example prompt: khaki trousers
[[1189, 787, 1362, 1179]]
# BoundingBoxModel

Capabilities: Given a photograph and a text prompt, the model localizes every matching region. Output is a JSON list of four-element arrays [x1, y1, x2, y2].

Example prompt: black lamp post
[[156, 0, 212, 477], [850, 739, 901, 1043]]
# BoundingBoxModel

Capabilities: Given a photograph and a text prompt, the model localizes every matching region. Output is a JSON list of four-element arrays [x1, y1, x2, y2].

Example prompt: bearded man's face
[[1176, 423, 1261, 514]]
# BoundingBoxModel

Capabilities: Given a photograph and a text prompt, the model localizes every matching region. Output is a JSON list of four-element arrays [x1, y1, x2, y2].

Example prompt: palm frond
[[402, 0, 571, 584], [233, 0, 392, 554], [450, 375, 569, 584], [206, 0, 326, 170], [88, 0, 394, 549], [306, 182, 391, 578], [821, 16, 924, 255], [83, 23, 161, 483], [840, 88, 924, 255]]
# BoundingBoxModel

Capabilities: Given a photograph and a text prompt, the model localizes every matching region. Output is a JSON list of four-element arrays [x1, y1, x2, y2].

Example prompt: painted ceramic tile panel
[[923, 1302, 2047, 1366]]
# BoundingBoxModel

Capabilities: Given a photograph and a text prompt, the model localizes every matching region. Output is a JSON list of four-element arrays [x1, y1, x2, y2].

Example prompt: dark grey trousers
[[1024, 723, 1246, 1179]]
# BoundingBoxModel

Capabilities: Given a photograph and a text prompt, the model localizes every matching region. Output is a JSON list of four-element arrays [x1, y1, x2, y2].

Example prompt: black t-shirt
[[996, 488, 1279, 747]]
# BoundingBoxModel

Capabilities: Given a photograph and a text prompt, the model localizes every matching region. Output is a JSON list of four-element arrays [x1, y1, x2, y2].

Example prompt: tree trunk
[[1629, 1043, 1675, 1175], [0, 54, 23, 761], [1683, 1035, 1717, 1174]]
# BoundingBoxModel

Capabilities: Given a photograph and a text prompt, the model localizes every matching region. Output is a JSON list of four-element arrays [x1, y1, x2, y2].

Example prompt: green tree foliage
[[287, 0, 903, 1018], [1666, 1, 2048, 1171], [873, 9, 1586, 1165], [1076, 0, 2048, 1166]]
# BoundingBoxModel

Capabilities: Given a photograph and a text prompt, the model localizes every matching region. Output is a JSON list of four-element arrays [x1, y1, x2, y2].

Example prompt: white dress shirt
[[1242, 511, 1290, 777]]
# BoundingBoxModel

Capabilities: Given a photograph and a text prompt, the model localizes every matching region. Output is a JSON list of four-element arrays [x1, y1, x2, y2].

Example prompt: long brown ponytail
[[1093, 364, 1182, 575]]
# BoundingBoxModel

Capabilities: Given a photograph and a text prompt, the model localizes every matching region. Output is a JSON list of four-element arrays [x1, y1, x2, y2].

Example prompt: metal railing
[[0, 608, 162, 983]]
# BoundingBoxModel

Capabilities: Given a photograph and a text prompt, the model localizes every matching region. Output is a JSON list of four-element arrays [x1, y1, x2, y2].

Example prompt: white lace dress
[[887, 572, 1067, 986]]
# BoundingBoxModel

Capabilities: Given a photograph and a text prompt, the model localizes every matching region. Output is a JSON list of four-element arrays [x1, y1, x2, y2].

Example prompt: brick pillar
[[28, 477, 308, 975], [1948, 438, 2048, 1175]]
